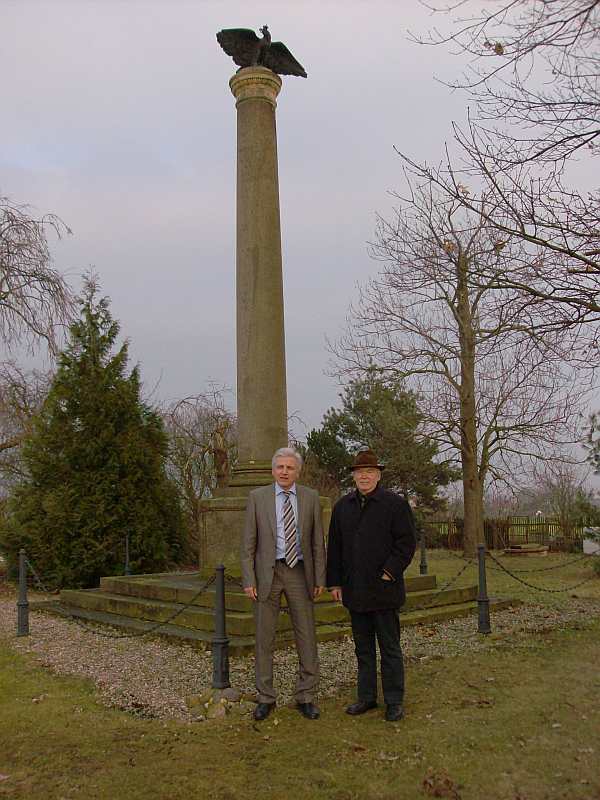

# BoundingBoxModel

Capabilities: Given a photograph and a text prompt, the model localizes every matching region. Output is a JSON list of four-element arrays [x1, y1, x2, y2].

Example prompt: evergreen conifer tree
[[1, 278, 185, 588], [307, 372, 457, 512]]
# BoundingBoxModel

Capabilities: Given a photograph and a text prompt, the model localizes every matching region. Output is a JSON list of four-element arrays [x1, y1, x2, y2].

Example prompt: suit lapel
[[297, 485, 308, 551], [266, 484, 277, 541]]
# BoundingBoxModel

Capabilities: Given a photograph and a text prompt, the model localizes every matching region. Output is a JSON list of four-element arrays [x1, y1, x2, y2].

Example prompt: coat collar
[[352, 483, 383, 505]]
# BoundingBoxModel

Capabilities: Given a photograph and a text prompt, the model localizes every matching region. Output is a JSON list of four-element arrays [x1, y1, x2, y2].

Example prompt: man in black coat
[[326, 449, 416, 722]]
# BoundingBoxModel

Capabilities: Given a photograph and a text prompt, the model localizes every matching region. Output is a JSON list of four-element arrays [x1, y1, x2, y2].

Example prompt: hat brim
[[349, 463, 385, 471]]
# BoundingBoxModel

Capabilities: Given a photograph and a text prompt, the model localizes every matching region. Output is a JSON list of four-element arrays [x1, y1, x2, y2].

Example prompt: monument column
[[228, 67, 288, 489], [200, 59, 331, 569]]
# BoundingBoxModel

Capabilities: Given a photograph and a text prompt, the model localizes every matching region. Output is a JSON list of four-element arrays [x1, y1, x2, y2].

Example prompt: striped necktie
[[283, 491, 298, 568]]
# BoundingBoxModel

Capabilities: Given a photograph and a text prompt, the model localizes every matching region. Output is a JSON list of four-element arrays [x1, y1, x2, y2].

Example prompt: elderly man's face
[[353, 466, 381, 495], [272, 456, 299, 489]]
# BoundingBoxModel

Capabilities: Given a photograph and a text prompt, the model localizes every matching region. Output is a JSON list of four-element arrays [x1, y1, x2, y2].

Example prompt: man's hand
[[381, 572, 392, 581], [330, 587, 342, 602], [244, 586, 257, 601], [313, 586, 324, 599]]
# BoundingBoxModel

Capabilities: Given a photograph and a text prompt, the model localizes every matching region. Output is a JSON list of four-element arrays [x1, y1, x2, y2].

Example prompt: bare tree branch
[[160, 388, 237, 556], [406, 0, 600, 310], [330, 178, 590, 554], [0, 195, 75, 354]]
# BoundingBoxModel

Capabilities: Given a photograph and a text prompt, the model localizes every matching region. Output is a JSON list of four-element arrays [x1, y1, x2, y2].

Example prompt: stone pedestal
[[200, 494, 332, 574]]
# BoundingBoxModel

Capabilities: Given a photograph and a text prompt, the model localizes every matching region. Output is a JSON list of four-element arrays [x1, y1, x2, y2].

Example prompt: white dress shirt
[[275, 483, 303, 561]]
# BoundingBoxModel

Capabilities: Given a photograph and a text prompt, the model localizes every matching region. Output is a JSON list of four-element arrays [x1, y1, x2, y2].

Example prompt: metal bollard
[[17, 549, 29, 637], [477, 543, 491, 634], [211, 564, 231, 689], [419, 530, 428, 575], [124, 532, 131, 576]]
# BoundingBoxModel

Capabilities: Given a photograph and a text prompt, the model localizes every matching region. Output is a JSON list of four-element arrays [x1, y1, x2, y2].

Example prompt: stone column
[[199, 66, 331, 570], [228, 66, 288, 489]]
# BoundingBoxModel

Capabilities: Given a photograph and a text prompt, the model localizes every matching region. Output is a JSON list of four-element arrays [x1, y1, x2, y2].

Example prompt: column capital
[[229, 67, 282, 108]]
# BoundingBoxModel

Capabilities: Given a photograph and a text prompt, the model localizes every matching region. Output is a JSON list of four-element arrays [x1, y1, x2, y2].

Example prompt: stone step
[[61, 589, 262, 637], [38, 596, 519, 656], [60, 583, 479, 637], [40, 601, 350, 656], [41, 602, 254, 656], [400, 596, 518, 626], [62, 588, 345, 636], [97, 573, 439, 611], [403, 584, 477, 610]]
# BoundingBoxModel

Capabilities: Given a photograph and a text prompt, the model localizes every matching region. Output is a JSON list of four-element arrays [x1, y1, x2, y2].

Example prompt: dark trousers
[[349, 608, 404, 705]]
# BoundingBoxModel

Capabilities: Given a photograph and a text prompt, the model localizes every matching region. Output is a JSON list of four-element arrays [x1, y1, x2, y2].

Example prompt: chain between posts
[[485, 550, 600, 573], [24, 553, 217, 640], [56, 574, 217, 639], [25, 558, 60, 594], [21, 544, 597, 643], [485, 549, 599, 593], [434, 546, 600, 574]]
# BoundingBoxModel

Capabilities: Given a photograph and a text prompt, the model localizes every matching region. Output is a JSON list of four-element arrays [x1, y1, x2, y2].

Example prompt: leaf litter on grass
[[422, 767, 462, 799]]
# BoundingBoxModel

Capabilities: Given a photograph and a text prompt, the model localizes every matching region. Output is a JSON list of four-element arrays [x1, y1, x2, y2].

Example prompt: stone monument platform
[[41, 571, 518, 655]]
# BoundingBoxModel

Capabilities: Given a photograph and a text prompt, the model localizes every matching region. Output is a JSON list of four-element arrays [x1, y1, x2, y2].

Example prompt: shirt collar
[[276, 482, 297, 496]]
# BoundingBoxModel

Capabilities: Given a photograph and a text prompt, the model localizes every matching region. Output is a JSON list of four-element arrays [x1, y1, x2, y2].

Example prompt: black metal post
[[212, 564, 230, 689], [477, 543, 491, 634], [17, 549, 29, 637], [419, 530, 428, 575], [124, 532, 131, 576]]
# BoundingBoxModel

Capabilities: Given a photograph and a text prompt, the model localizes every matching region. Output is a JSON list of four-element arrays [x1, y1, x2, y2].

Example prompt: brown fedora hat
[[349, 448, 385, 471]]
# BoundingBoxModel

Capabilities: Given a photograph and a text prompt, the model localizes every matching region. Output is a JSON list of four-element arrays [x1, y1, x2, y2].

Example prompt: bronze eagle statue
[[216, 26, 307, 78]]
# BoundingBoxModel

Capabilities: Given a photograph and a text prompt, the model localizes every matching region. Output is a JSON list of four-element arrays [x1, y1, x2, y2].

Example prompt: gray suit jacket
[[241, 483, 327, 601]]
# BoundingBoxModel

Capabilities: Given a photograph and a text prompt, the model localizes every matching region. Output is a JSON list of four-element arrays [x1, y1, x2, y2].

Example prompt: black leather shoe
[[345, 700, 378, 716], [385, 704, 404, 722], [297, 702, 320, 720], [253, 702, 275, 721]]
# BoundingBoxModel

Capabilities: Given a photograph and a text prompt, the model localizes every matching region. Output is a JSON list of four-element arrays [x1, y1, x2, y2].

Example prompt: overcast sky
[[3, 1, 474, 435]]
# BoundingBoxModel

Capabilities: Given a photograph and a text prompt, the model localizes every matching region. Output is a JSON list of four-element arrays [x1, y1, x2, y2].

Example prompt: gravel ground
[[1, 592, 599, 722]]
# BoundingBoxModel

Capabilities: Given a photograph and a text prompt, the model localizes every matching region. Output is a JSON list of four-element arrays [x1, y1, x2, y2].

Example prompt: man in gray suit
[[241, 446, 326, 721]]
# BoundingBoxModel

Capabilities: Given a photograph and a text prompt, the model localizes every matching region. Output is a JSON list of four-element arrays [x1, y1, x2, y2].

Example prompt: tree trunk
[[456, 252, 484, 558]]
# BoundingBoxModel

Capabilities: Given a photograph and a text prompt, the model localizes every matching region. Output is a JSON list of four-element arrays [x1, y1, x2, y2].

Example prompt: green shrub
[[0, 280, 186, 589]]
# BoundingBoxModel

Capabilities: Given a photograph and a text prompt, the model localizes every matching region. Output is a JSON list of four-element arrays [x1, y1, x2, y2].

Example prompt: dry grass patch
[[0, 550, 599, 799]]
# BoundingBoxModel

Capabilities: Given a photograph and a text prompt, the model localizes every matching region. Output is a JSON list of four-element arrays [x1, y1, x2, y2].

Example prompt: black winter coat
[[326, 485, 416, 613]]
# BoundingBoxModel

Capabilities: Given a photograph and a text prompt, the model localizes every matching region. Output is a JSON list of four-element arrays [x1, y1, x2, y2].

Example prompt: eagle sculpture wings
[[216, 26, 307, 78]]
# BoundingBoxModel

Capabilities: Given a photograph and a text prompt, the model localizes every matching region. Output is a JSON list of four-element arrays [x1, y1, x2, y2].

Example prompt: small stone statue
[[216, 25, 307, 78]]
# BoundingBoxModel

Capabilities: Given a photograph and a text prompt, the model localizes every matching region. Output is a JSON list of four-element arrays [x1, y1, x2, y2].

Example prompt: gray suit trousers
[[255, 561, 319, 704]]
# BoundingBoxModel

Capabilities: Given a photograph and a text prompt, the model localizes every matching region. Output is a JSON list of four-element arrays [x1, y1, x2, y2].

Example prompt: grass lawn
[[1, 551, 599, 800], [406, 548, 600, 606]]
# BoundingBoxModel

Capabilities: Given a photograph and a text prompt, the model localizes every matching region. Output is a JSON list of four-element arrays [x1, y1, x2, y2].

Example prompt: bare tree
[[0, 195, 74, 353], [0, 195, 74, 494], [530, 460, 594, 537], [0, 361, 52, 490], [162, 388, 237, 553], [331, 181, 588, 555], [483, 486, 518, 518], [406, 0, 600, 314]]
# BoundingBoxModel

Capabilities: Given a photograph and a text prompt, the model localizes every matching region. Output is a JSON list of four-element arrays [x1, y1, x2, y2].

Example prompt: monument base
[[48, 571, 516, 654], [218, 461, 273, 496], [199, 490, 332, 574]]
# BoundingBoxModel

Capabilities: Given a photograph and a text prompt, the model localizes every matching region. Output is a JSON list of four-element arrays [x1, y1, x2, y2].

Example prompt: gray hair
[[271, 447, 303, 470]]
